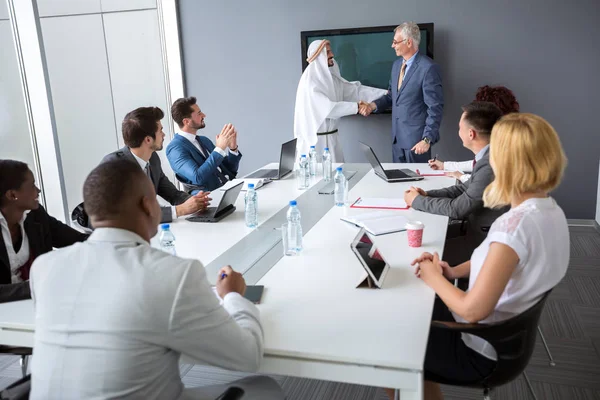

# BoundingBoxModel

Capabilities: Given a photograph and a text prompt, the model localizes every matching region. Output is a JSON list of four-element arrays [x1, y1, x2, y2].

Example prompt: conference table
[[0, 162, 455, 400]]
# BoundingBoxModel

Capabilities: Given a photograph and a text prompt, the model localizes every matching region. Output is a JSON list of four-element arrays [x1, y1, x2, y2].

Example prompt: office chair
[[427, 290, 553, 400], [70, 202, 93, 234]]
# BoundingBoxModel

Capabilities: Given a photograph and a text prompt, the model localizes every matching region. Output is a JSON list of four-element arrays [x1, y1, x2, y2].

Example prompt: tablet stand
[[356, 272, 380, 289]]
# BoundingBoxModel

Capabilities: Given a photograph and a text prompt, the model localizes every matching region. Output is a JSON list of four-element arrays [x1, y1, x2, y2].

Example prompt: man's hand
[[216, 123, 235, 150], [404, 186, 426, 207], [216, 265, 246, 299], [358, 101, 377, 116], [411, 140, 431, 155], [229, 127, 238, 151], [445, 171, 464, 180], [175, 191, 211, 217], [428, 159, 444, 170]]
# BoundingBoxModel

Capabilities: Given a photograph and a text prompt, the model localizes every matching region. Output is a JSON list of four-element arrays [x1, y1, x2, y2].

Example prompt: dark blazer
[[373, 52, 444, 150], [0, 205, 88, 302], [166, 134, 242, 192], [411, 148, 508, 243], [101, 147, 191, 223]]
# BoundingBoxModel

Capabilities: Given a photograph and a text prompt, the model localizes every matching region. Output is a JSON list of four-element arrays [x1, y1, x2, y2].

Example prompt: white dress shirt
[[443, 145, 489, 183], [29, 228, 263, 400], [0, 211, 29, 283], [453, 197, 569, 360], [178, 131, 239, 158], [130, 151, 178, 220]]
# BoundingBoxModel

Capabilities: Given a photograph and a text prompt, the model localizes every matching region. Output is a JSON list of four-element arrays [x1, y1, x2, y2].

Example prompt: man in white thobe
[[294, 39, 387, 162]]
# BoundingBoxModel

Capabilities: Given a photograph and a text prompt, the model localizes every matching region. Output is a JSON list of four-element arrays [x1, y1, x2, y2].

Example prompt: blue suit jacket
[[166, 134, 242, 192], [374, 53, 444, 150]]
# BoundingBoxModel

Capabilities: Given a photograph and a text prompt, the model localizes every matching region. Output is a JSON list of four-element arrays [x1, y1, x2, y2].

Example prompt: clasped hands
[[403, 186, 426, 207], [357, 101, 376, 116], [411, 252, 456, 282], [216, 123, 238, 151]]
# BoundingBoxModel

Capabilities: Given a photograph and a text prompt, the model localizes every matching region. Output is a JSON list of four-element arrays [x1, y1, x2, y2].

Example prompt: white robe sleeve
[[327, 101, 358, 120], [336, 76, 388, 103]]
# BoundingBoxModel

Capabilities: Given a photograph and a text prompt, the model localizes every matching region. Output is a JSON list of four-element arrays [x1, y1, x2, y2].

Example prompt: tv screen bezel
[[300, 23, 434, 72]]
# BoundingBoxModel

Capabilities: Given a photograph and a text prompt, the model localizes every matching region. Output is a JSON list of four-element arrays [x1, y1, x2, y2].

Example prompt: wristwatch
[[422, 137, 431, 145]]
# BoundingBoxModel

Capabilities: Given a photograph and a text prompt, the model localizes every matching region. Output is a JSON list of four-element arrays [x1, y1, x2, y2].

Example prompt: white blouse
[[452, 197, 570, 360], [0, 211, 30, 283]]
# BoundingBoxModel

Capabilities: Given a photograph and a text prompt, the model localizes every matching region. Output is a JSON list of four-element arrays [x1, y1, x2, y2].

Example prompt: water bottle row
[[297, 146, 333, 189], [160, 198, 305, 257]]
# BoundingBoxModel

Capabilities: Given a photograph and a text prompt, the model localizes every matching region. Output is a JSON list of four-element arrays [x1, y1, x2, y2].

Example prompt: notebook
[[219, 178, 271, 191], [341, 211, 409, 236], [350, 197, 408, 210]]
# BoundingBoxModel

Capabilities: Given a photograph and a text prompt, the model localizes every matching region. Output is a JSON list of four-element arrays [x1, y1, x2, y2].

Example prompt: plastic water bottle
[[334, 167, 348, 207], [244, 183, 258, 228], [286, 200, 302, 254], [297, 155, 309, 190], [159, 224, 176, 255], [308, 146, 317, 176], [322, 148, 332, 182]]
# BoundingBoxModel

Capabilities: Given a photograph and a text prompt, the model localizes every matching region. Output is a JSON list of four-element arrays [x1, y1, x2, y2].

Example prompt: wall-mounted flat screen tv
[[300, 23, 434, 90]]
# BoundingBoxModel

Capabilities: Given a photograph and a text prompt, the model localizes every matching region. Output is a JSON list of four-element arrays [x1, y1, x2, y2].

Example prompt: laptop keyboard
[[385, 169, 410, 179]]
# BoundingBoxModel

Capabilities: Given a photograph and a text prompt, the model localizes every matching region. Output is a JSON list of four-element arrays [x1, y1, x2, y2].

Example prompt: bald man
[[28, 160, 284, 400]]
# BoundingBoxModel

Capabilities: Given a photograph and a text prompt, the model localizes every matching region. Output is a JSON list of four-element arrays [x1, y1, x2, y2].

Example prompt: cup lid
[[405, 221, 425, 230]]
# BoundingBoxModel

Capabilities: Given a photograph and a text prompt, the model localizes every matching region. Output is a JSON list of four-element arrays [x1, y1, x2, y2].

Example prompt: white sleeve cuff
[[213, 147, 227, 157], [229, 148, 239, 156], [171, 206, 178, 220], [459, 174, 471, 183]]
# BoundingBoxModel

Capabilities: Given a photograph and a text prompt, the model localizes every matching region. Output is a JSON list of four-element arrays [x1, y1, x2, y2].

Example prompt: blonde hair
[[483, 113, 567, 208]]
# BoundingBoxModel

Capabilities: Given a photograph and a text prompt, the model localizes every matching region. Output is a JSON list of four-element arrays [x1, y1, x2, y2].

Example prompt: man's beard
[[151, 143, 163, 151], [327, 58, 334, 67], [192, 120, 205, 130]]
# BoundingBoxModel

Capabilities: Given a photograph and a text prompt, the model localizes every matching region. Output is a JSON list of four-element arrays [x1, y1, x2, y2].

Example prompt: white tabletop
[[257, 165, 453, 372]]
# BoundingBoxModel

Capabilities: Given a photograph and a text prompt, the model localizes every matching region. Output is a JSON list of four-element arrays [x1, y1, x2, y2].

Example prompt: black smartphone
[[243, 285, 264, 304]]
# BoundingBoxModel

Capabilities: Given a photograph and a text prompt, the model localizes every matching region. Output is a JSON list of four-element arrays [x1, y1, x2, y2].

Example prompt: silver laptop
[[358, 141, 424, 183], [186, 181, 243, 223], [245, 138, 297, 180]]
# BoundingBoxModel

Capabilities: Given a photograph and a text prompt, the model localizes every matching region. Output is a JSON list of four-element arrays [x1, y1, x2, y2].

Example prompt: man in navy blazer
[[166, 97, 242, 192], [365, 22, 444, 163]]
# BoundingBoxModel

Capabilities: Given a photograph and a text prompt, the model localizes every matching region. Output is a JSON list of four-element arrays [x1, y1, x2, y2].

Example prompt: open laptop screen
[[278, 138, 297, 177]]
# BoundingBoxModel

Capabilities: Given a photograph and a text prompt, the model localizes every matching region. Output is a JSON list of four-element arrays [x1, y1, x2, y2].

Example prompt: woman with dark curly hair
[[429, 85, 520, 181], [0, 160, 88, 303]]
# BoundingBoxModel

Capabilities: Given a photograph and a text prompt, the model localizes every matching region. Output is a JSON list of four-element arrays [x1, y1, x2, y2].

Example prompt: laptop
[[350, 228, 391, 289], [186, 181, 243, 223], [245, 138, 297, 180], [358, 141, 424, 183]]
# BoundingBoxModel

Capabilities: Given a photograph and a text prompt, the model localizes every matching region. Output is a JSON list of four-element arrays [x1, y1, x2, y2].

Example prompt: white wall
[[0, 16, 35, 168], [35, 1, 172, 213]]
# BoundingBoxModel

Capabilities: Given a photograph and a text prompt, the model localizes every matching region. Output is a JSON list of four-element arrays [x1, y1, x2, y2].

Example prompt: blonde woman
[[388, 113, 569, 400]]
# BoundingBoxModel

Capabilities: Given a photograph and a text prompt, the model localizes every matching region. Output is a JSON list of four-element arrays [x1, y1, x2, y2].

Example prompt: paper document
[[415, 167, 447, 176], [220, 178, 271, 191], [351, 197, 408, 210], [341, 211, 408, 236]]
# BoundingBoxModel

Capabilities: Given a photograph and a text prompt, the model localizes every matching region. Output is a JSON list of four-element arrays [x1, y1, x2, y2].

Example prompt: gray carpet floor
[[2, 226, 599, 399]]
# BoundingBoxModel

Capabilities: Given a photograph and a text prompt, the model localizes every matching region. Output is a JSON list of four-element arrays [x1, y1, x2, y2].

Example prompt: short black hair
[[171, 97, 197, 128], [122, 107, 164, 148], [0, 160, 30, 206], [83, 159, 147, 220], [461, 101, 503, 136]]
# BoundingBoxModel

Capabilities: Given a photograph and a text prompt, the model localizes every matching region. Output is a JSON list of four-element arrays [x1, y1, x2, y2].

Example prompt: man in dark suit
[[166, 97, 242, 192], [363, 22, 444, 163], [101, 107, 210, 223], [404, 102, 508, 264]]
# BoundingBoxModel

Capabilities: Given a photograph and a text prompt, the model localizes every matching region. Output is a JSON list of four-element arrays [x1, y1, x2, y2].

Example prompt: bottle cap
[[161, 224, 170, 230], [289, 200, 297, 206], [248, 183, 255, 189]]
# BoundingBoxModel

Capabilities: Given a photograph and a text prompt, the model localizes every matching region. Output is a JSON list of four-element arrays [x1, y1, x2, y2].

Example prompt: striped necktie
[[397, 62, 407, 90]]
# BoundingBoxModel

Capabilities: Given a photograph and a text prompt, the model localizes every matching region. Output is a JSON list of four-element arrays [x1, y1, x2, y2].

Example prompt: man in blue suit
[[166, 97, 242, 192], [365, 22, 444, 163]]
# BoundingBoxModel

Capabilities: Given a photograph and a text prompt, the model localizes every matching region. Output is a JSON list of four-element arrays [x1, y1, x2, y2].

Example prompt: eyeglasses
[[392, 39, 407, 46]]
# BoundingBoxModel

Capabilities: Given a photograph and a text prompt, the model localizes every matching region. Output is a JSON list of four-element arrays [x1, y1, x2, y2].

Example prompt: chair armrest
[[431, 320, 486, 334]]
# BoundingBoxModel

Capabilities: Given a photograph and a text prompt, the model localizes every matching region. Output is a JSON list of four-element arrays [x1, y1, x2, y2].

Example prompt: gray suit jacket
[[411, 148, 507, 237], [101, 147, 190, 223]]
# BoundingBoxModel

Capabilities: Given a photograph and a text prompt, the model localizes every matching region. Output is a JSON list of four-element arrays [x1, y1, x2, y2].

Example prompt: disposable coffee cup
[[406, 221, 425, 248]]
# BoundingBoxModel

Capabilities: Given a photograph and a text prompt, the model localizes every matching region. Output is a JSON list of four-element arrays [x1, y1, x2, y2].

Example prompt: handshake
[[357, 101, 376, 117]]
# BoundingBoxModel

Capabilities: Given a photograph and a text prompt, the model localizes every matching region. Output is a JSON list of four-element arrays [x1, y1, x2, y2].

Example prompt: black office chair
[[175, 174, 205, 195], [428, 290, 553, 400], [70, 202, 93, 234]]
